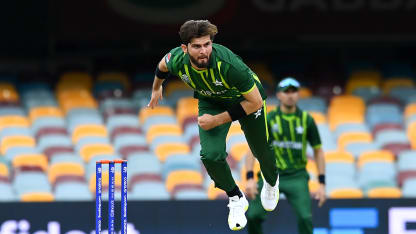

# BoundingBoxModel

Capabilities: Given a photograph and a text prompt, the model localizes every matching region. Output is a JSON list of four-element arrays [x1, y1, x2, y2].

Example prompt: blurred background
[[0, 0, 416, 234]]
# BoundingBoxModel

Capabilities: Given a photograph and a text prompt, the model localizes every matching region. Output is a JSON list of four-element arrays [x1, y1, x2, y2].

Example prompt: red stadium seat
[[398, 171, 416, 187], [372, 123, 403, 136]]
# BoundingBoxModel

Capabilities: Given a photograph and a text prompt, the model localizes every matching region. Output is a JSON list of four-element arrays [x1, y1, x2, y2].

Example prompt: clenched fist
[[198, 114, 218, 130]]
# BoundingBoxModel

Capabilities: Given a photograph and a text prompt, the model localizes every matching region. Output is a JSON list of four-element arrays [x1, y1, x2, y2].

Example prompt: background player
[[245, 77, 326, 234]]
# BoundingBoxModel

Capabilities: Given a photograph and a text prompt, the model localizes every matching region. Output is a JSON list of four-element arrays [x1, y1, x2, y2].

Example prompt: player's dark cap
[[277, 77, 300, 92]]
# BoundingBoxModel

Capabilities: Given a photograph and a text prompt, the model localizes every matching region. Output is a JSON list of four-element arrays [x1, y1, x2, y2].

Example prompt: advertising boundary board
[[0, 199, 415, 234]]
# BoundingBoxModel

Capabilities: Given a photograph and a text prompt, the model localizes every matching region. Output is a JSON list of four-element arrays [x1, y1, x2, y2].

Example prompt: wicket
[[96, 160, 127, 234]]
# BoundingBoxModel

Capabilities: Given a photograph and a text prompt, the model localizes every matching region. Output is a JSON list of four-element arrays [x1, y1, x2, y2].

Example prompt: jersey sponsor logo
[[272, 140, 302, 150], [296, 126, 304, 134], [272, 123, 279, 132], [180, 74, 191, 84], [213, 79, 223, 86], [165, 53, 171, 64], [198, 89, 228, 96]]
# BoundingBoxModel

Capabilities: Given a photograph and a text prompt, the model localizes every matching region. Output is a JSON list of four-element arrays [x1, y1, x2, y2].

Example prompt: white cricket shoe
[[260, 174, 279, 211], [227, 193, 249, 231]]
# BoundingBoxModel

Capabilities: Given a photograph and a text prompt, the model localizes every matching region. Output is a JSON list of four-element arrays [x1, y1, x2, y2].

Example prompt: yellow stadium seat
[[338, 132, 372, 150], [155, 143, 190, 162], [309, 180, 320, 194], [59, 72, 93, 87], [29, 107, 63, 123], [56, 82, 91, 93], [97, 72, 130, 89], [349, 71, 382, 83], [177, 98, 198, 126], [330, 117, 365, 131], [0, 116, 30, 131], [328, 106, 366, 118], [48, 162, 85, 184], [177, 107, 198, 127], [329, 188, 364, 198], [306, 159, 318, 177], [0, 163, 9, 178], [0, 83, 16, 91], [325, 151, 354, 163], [367, 187, 402, 198], [208, 180, 246, 200], [309, 112, 327, 125], [165, 80, 192, 97], [61, 98, 97, 114], [227, 123, 244, 139], [207, 183, 226, 200], [408, 122, 416, 149], [12, 154, 48, 171], [328, 105, 366, 117], [57, 89, 92, 101], [89, 171, 122, 193], [139, 106, 175, 124], [57, 89, 92, 99], [58, 95, 93, 108], [21, 192, 54, 202], [165, 170, 203, 192], [383, 78, 414, 94], [358, 150, 394, 168], [146, 124, 182, 143], [1, 136, 36, 155], [0, 89, 19, 102], [230, 143, 249, 162], [72, 124, 108, 144], [299, 87, 312, 99], [266, 105, 277, 113], [328, 109, 365, 130], [405, 104, 416, 119], [345, 78, 380, 94], [80, 144, 115, 162], [177, 97, 198, 110], [330, 95, 365, 109]]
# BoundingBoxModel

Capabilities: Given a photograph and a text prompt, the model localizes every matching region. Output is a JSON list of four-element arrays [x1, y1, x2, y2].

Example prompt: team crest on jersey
[[181, 74, 191, 84], [165, 53, 171, 64]]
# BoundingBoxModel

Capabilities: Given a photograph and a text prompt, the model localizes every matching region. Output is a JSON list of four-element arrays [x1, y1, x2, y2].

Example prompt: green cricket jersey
[[268, 106, 322, 173], [164, 43, 266, 102]]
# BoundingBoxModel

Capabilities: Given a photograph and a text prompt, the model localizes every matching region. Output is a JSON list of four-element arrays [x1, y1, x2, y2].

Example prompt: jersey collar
[[277, 105, 302, 117]]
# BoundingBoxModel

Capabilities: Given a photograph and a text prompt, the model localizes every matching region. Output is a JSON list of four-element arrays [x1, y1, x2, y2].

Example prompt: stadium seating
[[0, 65, 415, 202]]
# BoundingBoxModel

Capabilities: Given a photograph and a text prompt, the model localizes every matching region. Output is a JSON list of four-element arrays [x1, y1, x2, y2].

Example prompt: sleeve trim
[[312, 144, 322, 149], [240, 83, 256, 95]]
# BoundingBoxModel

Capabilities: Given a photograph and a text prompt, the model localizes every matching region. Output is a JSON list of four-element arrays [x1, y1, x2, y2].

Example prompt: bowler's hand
[[147, 86, 163, 109], [245, 178, 258, 200], [198, 114, 218, 130], [315, 184, 326, 207]]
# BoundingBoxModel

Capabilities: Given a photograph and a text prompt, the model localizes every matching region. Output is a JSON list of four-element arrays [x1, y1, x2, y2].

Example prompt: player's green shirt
[[267, 106, 322, 173], [164, 43, 266, 102]]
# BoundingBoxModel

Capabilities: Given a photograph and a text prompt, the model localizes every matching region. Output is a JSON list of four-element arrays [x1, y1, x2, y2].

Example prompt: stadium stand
[[0, 62, 415, 203]]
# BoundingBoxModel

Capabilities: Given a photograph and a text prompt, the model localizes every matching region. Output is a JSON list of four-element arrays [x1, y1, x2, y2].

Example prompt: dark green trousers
[[247, 169, 313, 234], [198, 98, 279, 192]]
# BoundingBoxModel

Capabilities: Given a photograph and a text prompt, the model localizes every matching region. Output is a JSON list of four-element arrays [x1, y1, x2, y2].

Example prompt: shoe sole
[[228, 204, 249, 231]]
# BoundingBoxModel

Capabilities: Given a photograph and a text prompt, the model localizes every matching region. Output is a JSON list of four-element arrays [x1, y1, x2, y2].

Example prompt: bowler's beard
[[190, 54, 210, 69], [283, 103, 296, 111]]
